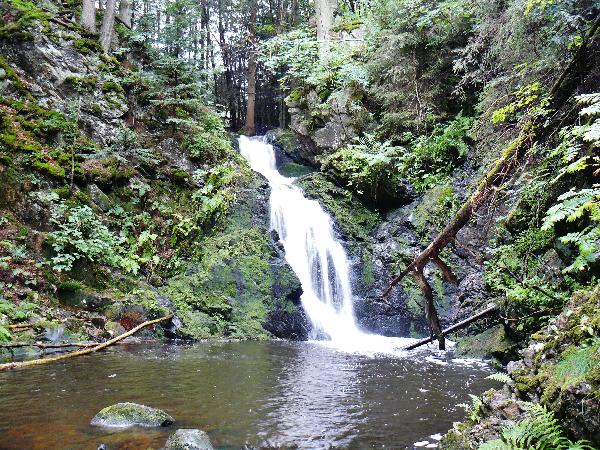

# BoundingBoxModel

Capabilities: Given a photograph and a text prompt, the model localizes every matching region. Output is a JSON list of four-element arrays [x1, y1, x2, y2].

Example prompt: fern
[[541, 92, 600, 273], [486, 373, 512, 384], [542, 186, 600, 272], [477, 402, 596, 450], [457, 394, 484, 423]]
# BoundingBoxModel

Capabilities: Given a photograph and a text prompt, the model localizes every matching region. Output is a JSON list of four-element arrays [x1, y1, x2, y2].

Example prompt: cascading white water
[[239, 136, 417, 353]]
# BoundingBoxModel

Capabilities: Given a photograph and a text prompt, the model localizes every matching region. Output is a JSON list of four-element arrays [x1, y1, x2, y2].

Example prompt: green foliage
[[486, 373, 513, 384], [0, 297, 38, 338], [484, 227, 565, 333], [491, 82, 550, 124], [260, 27, 368, 97], [48, 202, 120, 272], [457, 394, 483, 423], [184, 112, 232, 164], [323, 114, 472, 197], [323, 133, 403, 196], [259, 27, 319, 89], [406, 113, 473, 189], [552, 339, 600, 390], [147, 55, 212, 129], [541, 93, 600, 273], [365, 0, 474, 133], [0, 324, 10, 342], [478, 402, 594, 450]]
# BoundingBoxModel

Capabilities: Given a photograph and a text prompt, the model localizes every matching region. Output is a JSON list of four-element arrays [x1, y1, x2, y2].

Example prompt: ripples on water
[[0, 341, 494, 449]]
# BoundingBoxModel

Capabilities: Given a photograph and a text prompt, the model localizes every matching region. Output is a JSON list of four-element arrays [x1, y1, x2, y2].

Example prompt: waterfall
[[239, 136, 416, 352]]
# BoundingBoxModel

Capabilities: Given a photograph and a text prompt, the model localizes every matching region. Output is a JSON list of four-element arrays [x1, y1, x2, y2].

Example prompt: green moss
[[362, 250, 375, 288], [0, 55, 31, 98], [73, 38, 102, 55], [64, 75, 98, 91], [58, 280, 85, 292], [169, 167, 190, 183], [91, 402, 174, 427], [553, 341, 600, 386], [455, 325, 518, 364], [84, 157, 136, 185], [279, 161, 313, 178], [414, 182, 459, 238], [295, 172, 381, 248], [163, 226, 274, 339], [0, 0, 51, 43], [31, 158, 66, 178], [101, 80, 125, 96]]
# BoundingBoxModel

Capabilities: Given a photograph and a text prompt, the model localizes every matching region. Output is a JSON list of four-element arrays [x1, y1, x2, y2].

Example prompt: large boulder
[[90, 402, 174, 428], [164, 429, 214, 450]]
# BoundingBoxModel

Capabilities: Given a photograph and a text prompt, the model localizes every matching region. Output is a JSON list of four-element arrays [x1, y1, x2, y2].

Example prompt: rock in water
[[90, 402, 174, 428], [164, 429, 214, 450]]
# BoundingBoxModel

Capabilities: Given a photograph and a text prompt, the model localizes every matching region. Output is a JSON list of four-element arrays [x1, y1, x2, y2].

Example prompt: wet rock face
[[1, 30, 127, 147], [90, 402, 174, 428], [164, 429, 214, 450], [285, 89, 360, 162], [160, 172, 308, 341]]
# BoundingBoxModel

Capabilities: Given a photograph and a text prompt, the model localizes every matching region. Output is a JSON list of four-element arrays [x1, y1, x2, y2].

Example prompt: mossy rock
[[455, 324, 518, 365], [279, 161, 313, 178], [90, 402, 174, 428], [56, 283, 111, 311], [295, 172, 380, 247], [165, 429, 214, 450]]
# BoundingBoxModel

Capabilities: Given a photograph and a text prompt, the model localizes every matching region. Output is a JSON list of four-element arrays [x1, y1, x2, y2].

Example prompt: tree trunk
[[290, 0, 298, 25], [244, 0, 257, 135], [245, 53, 257, 134], [118, 0, 132, 28], [81, 0, 96, 32], [315, 0, 337, 59], [100, 0, 117, 52]]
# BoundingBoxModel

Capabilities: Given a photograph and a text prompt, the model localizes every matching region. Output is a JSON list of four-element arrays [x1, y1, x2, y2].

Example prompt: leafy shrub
[[323, 133, 403, 197], [184, 113, 232, 164], [48, 202, 120, 272], [406, 113, 473, 187], [0, 324, 10, 342], [260, 27, 368, 96]]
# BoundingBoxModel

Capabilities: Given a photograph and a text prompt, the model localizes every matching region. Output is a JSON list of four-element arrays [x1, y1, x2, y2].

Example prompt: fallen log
[[8, 323, 37, 330], [0, 315, 172, 372], [402, 304, 498, 351], [0, 342, 97, 349]]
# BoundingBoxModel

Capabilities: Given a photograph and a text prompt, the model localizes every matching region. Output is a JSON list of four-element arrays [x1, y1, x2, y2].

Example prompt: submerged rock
[[164, 429, 214, 450], [90, 402, 174, 428]]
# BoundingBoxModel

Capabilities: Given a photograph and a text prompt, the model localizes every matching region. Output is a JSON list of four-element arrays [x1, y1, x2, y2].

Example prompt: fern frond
[[486, 373, 512, 384]]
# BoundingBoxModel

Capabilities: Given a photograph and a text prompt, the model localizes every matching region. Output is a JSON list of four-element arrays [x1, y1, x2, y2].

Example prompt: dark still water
[[0, 341, 494, 449]]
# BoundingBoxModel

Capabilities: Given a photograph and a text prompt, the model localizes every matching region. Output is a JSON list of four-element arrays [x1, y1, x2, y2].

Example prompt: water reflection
[[0, 341, 493, 449]]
